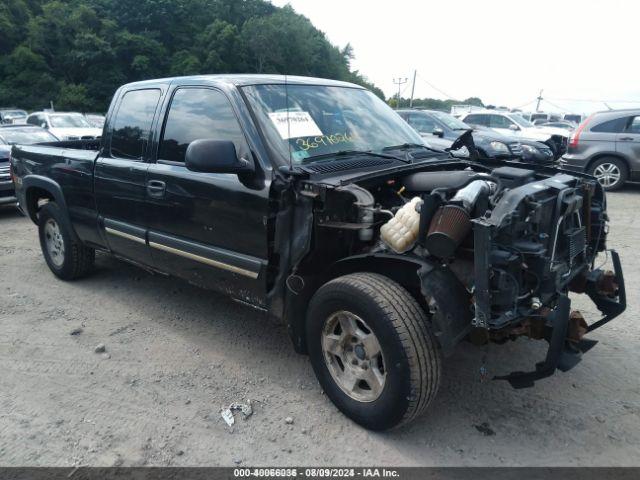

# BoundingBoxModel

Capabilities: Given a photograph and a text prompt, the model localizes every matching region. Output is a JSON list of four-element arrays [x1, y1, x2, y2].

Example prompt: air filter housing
[[425, 204, 472, 258]]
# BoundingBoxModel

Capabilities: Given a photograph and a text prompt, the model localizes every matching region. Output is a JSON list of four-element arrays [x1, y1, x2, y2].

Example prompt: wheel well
[[322, 257, 427, 310], [25, 187, 54, 223], [285, 256, 432, 355], [586, 154, 629, 175]]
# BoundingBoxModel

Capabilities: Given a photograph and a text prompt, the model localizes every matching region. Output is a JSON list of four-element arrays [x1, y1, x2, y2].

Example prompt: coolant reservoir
[[380, 197, 422, 253]]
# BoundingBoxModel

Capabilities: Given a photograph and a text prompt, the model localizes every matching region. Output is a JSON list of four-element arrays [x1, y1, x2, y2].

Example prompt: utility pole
[[393, 77, 407, 108], [409, 70, 417, 108], [535, 89, 544, 112]]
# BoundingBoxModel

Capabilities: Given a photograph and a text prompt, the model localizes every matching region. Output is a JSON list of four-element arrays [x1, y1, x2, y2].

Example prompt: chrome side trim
[[148, 241, 259, 279], [105, 227, 146, 245]]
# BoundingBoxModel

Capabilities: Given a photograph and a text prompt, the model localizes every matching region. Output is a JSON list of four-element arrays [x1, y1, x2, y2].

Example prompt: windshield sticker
[[291, 150, 310, 161], [295, 132, 356, 151], [268, 111, 322, 140]]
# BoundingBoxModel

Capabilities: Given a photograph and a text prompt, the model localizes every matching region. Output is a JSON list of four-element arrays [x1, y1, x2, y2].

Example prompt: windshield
[[0, 127, 58, 144], [49, 114, 91, 128], [430, 111, 470, 130], [242, 84, 425, 164], [509, 113, 534, 128]]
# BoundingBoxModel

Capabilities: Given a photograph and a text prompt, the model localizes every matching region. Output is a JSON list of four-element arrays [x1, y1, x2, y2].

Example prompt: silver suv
[[561, 109, 640, 190]]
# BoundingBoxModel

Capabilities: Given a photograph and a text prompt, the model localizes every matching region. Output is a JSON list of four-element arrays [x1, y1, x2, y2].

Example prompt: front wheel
[[306, 273, 441, 430]]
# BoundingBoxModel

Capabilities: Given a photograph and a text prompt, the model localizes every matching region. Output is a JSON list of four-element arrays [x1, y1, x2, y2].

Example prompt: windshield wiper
[[304, 149, 409, 164], [382, 143, 443, 153]]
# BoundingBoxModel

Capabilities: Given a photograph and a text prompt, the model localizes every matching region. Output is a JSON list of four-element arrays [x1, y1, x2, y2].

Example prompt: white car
[[459, 110, 569, 154], [26, 112, 102, 140]]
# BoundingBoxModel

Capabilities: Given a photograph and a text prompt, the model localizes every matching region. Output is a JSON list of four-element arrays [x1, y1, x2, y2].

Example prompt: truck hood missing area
[[290, 157, 624, 387]]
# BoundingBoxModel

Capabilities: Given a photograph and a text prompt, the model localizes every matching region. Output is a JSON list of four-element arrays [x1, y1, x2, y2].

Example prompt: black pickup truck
[[11, 75, 625, 430]]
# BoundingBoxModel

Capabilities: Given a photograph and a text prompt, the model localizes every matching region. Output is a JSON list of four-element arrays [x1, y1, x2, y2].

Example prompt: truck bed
[[12, 141, 102, 244]]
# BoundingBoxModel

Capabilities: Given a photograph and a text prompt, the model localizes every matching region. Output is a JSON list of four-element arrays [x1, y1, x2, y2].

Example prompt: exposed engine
[[310, 163, 613, 339]]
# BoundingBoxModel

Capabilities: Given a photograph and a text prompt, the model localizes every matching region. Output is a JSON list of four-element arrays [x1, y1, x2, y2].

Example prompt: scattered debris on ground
[[220, 400, 253, 427]]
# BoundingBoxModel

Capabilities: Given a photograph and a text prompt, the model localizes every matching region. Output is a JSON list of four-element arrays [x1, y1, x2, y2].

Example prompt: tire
[[38, 202, 95, 280], [306, 272, 441, 430], [589, 157, 628, 191]]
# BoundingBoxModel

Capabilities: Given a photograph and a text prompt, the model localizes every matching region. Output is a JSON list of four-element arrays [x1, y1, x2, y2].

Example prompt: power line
[[415, 73, 456, 100], [541, 98, 570, 113]]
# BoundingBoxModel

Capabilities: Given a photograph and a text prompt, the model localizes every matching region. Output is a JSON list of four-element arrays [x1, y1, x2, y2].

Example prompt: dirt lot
[[1, 186, 639, 467]]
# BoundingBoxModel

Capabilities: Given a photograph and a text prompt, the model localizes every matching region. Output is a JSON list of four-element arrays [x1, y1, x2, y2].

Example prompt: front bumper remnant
[[495, 250, 625, 389]]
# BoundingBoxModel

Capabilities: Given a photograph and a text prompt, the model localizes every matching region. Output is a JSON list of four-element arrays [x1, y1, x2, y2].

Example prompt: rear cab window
[[157, 87, 250, 164], [109, 89, 161, 160]]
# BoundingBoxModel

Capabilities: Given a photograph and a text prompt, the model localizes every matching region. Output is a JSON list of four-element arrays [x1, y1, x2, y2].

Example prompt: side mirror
[[185, 139, 254, 174], [509, 124, 519, 131], [41, 122, 48, 129], [432, 127, 445, 138]]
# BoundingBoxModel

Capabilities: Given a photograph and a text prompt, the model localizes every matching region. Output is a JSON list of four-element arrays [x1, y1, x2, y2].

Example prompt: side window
[[489, 115, 512, 129], [158, 88, 249, 163], [464, 114, 486, 126], [591, 117, 627, 133], [626, 116, 640, 134], [110, 89, 161, 160], [27, 115, 39, 126], [408, 114, 437, 133]]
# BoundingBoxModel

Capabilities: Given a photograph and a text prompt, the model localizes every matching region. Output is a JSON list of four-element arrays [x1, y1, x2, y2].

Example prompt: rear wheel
[[589, 157, 627, 191], [307, 272, 441, 430], [38, 202, 95, 280]]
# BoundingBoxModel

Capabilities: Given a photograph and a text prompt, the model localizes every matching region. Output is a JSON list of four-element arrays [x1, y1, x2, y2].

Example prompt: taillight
[[569, 114, 593, 150]]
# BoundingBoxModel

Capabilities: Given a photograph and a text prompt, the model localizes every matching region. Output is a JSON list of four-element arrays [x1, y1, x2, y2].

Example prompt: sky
[[270, 0, 640, 115]]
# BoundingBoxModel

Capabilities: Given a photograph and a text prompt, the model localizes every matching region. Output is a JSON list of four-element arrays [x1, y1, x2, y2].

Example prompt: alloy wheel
[[593, 163, 621, 188]]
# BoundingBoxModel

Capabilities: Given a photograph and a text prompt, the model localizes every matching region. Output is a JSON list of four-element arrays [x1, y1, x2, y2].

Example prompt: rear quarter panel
[[13, 144, 102, 246]]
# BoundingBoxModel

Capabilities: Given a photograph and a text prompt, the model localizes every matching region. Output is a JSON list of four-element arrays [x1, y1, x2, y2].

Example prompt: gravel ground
[[0, 186, 639, 467]]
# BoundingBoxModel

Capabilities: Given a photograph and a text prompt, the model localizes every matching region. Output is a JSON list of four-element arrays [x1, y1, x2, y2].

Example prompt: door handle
[[146, 180, 166, 198], [620, 137, 634, 141]]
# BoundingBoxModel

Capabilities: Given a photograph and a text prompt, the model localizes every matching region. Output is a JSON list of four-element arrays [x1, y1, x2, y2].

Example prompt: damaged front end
[[470, 169, 625, 387], [282, 159, 625, 389]]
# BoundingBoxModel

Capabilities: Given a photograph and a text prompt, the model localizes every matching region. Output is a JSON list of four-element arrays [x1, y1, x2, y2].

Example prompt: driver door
[[144, 86, 270, 306]]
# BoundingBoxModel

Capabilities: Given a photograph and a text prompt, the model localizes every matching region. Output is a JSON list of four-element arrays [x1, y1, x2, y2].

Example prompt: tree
[[0, 0, 386, 112]]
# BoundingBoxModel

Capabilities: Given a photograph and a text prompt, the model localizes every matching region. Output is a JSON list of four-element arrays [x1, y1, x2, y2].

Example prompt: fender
[[21, 175, 79, 241], [284, 251, 471, 355]]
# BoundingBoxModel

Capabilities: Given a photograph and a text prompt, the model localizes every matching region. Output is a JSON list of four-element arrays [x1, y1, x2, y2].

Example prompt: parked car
[[26, 111, 101, 140], [0, 109, 28, 125], [397, 109, 555, 164], [0, 124, 59, 206], [459, 110, 570, 157], [84, 113, 106, 129], [397, 109, 518, 157], [539, 121, 576, 131], [11, 75, 625, 430], [518, 138, 556, 164], [527, 112, 562, 123], [563, 113, 584, 125], [561, 109, 640, 190]]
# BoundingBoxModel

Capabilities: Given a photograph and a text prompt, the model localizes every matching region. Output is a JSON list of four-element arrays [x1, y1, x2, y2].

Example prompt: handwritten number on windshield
[[296, 132, 356, 151]]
